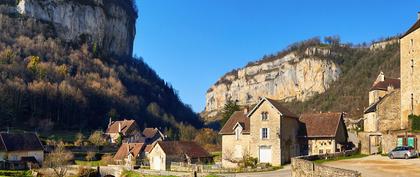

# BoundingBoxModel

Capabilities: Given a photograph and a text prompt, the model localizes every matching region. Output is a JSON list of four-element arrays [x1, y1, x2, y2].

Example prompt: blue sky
[[133, 0, 420, 112]]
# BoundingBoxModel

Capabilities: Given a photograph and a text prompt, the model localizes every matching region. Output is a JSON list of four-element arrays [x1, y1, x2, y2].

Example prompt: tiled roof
[[142, 128, 158, 139], [265, 98, 299, 118], [114, 143, 144, 160], [0, 133, 43, 151], [106, 119, 137, 134], [219, 110, 249, 135], [144, 144, 154, 153], [299, 112, 343, 138], [157, 141, 210, 158], [370, 77, 400, 91], [401, 19, 420, 38]]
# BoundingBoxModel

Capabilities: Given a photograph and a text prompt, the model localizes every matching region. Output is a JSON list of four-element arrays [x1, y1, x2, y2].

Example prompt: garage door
[[152, 156, 163, 170], [259, 146, 272, 163]]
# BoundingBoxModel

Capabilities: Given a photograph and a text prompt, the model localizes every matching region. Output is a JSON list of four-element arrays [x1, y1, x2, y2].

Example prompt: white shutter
[[267, 128, 270, 139], [260, 128, 263, 139]]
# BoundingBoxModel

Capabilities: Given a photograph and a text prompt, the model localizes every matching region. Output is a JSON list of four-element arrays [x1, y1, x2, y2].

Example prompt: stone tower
[[400, 13, 420, 129]]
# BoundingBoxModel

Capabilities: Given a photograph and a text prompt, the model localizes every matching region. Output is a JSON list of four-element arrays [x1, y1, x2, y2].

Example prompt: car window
[[394, 147, 402, 151]]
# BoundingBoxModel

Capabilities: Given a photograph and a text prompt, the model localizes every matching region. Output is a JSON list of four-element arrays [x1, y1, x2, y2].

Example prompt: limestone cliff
[[204, 47, 341, 119], [1, 0, 136, 56]]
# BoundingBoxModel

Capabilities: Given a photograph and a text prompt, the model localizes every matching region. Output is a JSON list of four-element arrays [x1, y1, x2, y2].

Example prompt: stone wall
[[377, 90, 401, 132], [291, 153, 361, 177]]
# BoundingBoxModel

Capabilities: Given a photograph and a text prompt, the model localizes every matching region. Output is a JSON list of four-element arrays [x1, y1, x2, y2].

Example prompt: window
[[411, 59, 414, 74], [235, 127, 240, 140], [319, 149, 324, 154], [261, 112, 269, 121], [261, 128, 269, 139], [326, 149, 331, 154]]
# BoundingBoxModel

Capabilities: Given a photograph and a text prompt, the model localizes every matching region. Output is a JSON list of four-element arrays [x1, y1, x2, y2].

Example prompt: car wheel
[[405, 154, 409, 160], [390, 154, 394, 159]]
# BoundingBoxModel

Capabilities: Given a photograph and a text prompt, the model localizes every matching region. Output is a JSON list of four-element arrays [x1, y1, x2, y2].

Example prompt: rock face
[[6, 0, 136, 56], [205, 48, 341, 119]]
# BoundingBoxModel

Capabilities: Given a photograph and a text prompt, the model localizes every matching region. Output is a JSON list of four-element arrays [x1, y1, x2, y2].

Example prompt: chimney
[[108, 117, 112, 128], [418, 12, 420, 20], [243, 108, 248, 115], [379, 71, 385, 82], [118, 122, 121, 132]]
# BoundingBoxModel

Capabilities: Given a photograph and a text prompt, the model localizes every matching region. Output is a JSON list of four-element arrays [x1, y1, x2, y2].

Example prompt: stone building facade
[[360, 72, 401, 154], [219, 97, 301, 167], [299, 113, 348, 156], [401, 14, 420, 129]]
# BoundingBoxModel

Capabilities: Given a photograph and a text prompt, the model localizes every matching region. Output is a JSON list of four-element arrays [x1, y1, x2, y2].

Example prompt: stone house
[[106, 119, 143, 144], [220, 97, 301, 168], [0, 133, 44, 169], [148, 141, 211, 171], [219, 110, 250, 168], [142, 128, 165, 145], [359, 72, 402, 154], [299, 112, 348, 155], [113, 143, 145, 166]]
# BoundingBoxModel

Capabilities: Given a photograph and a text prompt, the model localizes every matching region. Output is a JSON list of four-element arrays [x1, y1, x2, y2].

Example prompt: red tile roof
[[370, 77, 400, 91], [114, 143, 144, 160], [142, 128, 158, 138], [157, 141, 210, 158], [219, 110, 249, 135], [265, 98, 299, 118], [299, 112, 344, 138], [106, 119, 138, 135], [144, 144, 154, 153]]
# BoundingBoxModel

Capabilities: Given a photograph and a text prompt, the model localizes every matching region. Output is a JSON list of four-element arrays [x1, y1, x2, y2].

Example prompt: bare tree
[[44, 142, 74, 177]]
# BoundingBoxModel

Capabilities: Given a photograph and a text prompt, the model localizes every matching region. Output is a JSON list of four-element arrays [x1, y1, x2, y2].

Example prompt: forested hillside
[[282, 39, 400, 119], [0, 13, 201, 132]]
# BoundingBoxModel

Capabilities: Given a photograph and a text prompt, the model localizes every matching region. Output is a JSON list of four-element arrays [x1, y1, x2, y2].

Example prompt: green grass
[[75, 160, 103, 166], [121, 171, 177, 177], [211, 151, 222, 162], [0, 170, 32, 177], [314, 154, 368, 164]]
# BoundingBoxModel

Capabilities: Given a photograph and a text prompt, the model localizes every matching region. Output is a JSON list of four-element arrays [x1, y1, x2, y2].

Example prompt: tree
[[178, 123, 197, 141], [194, 128, 221, 152], [85, 151, 96, 161], [220, 100, 240, 127], [74, 132, 84, 146], [88, 130, 108, 147], [44, 142, 74, 177]]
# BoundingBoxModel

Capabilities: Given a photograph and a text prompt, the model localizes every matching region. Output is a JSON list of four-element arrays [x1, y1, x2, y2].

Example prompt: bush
[[100, 154, 115, 165], [409, 114, 420, 131], [77, 166, 97, 177]]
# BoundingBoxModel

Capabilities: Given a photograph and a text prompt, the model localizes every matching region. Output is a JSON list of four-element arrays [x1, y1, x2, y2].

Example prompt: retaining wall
[[291, 151, 361, 177]]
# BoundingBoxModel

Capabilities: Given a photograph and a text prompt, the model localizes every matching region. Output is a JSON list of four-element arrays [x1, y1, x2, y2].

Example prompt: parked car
[[388, 146, 418, 159]]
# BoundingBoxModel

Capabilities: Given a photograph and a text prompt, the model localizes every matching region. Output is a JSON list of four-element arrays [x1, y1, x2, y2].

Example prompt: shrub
[[409, 114, 420, 131]]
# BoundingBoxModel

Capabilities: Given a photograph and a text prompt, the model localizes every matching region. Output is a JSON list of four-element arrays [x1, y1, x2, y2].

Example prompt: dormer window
[[261, 112, 269, 121]]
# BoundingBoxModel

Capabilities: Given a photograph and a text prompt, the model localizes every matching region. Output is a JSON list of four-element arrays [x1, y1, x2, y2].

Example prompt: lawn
[[0, 170, 32, 177], [121, 171, 177, 177], [211, 151, 222, 162], [314, 153, 368, 164], [75, 160, 103, 166]]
